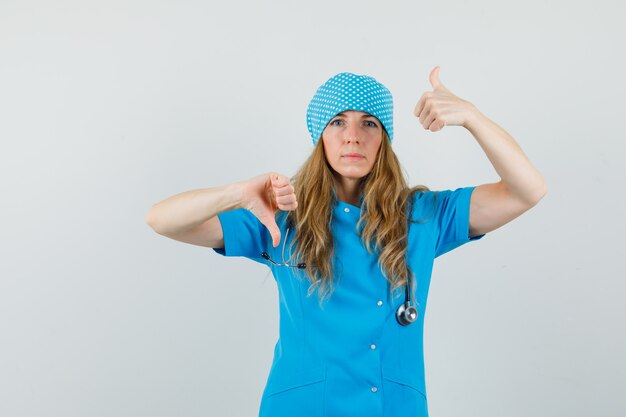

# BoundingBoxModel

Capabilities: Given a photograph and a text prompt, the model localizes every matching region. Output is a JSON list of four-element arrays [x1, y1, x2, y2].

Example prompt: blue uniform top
[[212, 186, 486, 417]]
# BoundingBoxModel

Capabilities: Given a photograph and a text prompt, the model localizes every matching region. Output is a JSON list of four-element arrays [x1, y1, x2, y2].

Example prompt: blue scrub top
[[213, 186, 485, 417]]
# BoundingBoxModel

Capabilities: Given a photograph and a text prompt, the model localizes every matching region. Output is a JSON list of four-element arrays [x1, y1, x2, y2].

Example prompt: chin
[[334, 169, 370, 180]]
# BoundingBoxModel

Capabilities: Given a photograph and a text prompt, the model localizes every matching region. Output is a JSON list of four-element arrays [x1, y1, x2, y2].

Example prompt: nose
[[344, 124, 361, 143]]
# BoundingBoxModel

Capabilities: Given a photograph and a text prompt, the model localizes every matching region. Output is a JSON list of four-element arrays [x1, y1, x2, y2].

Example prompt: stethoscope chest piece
[[396, 302, 418, 326]]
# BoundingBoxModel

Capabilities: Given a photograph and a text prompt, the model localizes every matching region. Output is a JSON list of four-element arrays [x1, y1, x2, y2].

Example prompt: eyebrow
[[333, 112, 376, 119]]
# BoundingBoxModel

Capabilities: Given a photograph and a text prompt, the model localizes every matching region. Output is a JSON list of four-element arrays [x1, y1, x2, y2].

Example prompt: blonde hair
[[281, 129, 433, 307]]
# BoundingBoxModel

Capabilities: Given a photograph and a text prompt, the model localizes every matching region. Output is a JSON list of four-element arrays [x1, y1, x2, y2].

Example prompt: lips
[[342, 153, 365, 162]]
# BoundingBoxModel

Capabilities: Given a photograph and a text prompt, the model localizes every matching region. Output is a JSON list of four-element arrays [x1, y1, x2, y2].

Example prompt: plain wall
[[1, 0, 624, 416]]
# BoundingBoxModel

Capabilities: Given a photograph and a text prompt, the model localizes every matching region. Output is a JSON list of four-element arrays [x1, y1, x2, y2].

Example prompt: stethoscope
[[260, 227, 418, 326]]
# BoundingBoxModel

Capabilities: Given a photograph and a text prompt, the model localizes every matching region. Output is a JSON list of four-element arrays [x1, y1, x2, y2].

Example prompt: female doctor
[[146, 67, 547, 417]]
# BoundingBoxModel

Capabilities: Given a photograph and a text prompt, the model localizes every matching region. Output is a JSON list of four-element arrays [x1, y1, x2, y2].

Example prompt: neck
[[333, 176, 363, 206]]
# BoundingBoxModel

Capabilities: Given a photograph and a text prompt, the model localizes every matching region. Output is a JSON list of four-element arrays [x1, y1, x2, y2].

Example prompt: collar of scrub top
[[332, 191, 366, 209], [260, 194, 363, 269]]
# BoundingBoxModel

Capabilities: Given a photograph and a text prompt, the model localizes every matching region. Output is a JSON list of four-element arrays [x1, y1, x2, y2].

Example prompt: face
[[321, 110, 383, 181]]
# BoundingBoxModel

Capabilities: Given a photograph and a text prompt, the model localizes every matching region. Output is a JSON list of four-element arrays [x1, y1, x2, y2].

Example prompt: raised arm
[[414, 66, 548, 238], [463, 108, 547, 238]]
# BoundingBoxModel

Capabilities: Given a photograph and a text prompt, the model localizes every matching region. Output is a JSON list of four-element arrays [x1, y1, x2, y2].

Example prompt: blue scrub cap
[[306, 72, 394, 146]]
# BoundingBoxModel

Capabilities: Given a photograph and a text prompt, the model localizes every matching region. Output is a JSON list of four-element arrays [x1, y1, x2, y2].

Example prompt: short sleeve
[[211, 208, 270, 265], [434, 186, 486, 258]]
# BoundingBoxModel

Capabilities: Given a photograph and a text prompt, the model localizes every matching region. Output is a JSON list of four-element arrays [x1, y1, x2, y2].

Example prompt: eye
[[330, 119, 343, 126], [365, 120, 378, 127]]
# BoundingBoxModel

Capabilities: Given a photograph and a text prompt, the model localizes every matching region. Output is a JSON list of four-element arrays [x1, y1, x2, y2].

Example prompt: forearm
[[464, 105, 548, 204], [145, 183, 244, 235]]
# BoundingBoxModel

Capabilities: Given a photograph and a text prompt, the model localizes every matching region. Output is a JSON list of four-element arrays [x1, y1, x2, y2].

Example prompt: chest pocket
[[259, 365, 327, 417], [382, 366, 428, 416]]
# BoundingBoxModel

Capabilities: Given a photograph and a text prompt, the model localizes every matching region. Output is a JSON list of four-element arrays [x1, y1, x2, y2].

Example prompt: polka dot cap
[[306, 72, 394, 146]]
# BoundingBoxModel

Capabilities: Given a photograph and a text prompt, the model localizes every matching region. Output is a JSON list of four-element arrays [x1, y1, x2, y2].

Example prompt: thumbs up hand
[[413, 66, 477, 132]]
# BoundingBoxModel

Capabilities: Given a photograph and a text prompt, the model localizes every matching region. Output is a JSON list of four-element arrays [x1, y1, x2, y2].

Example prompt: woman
[[146, 67, 547, 417]]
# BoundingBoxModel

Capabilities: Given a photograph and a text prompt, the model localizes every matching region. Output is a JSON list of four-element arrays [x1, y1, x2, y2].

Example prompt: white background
[[1, 0, 624, 416]]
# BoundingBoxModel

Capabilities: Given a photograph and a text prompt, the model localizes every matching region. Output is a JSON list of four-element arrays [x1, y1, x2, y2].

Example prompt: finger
[[414, 98, 423, 118], [413, 92, 430, 119], [422, 108, 439, 130], [427, 119, 445, 132], [276, 193, 297, 208], [273, 183, 295, 197], [278, 200, 298, 211], [419, 107, 431, 128]]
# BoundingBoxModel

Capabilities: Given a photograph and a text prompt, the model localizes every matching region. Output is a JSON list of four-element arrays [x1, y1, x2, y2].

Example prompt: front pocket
[[382, 366, 426, 396], [260, 365, 327, 417], [381, 366, 428, 417]]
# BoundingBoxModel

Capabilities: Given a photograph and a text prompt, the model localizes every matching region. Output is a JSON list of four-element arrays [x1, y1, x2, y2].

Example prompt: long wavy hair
[[280, 128, 434, 308]]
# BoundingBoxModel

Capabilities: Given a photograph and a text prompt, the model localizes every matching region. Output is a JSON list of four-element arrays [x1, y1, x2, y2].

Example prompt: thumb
[[259, 213, 282, 248], [428, 65, 448, 91]]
